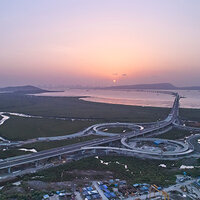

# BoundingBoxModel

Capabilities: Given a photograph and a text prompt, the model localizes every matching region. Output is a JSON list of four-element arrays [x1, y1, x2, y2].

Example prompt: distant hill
[[102, 83, 200, 90], [0, 85, 50, 94]]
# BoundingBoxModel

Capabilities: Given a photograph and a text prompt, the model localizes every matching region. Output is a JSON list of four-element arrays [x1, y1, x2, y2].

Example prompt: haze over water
[[37, 89, 200, 109]]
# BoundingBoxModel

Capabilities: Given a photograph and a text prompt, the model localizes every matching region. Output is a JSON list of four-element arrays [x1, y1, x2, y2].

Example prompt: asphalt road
[[0, 94, 180, 170]]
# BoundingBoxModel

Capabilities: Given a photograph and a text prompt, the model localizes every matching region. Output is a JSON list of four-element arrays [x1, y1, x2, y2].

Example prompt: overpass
[[81, 145, 193, 157], [0, 93, 180, 172]]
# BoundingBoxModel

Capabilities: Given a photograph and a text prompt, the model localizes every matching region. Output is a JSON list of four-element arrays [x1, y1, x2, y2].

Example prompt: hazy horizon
[[2, 82, 200, 90], [0, 0, 200, 87]]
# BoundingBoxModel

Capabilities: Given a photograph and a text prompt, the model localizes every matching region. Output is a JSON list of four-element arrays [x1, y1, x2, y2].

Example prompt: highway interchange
[[0, 92, 200, 176]]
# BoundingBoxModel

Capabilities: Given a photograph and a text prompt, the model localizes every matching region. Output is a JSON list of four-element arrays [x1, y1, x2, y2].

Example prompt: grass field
[[0, 116, 97, 141], [180, 108, 200, 121], [0, 149, 30, 160], [0, 135, 104, 159], [0, 93, 170, 122], [22, 156, 200, 187], [0, 94, 199, 122], [100, 127, 132, 133], [22, 135, 104, 151], [0, 93, 171, 141], [155, 128, 192, 140], [0, 93, 199, 155], [0, 93, 199, 149]]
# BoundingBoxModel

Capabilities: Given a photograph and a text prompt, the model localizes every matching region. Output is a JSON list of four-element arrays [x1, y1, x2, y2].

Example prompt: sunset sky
[[0, 0, 200, 87]]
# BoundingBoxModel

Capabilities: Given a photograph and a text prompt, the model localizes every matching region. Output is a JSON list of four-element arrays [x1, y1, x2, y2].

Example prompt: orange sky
[[0, 0, 200, 87]]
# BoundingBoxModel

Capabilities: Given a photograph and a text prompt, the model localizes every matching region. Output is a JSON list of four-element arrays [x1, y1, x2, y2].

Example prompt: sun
[[113, 79, 116, 83]]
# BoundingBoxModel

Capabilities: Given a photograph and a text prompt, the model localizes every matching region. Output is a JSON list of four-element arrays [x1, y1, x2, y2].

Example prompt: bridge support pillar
[[35, 161, 38, 167], [8, 167, 11, 174], [92, 149, 96, 154], [81, 150, 85, 155]]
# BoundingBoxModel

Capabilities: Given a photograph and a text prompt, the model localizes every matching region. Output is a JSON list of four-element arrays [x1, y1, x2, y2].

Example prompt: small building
[[154, 140, 164, 145], [196, 178, 200, 186], [43, 194, 50, 199]]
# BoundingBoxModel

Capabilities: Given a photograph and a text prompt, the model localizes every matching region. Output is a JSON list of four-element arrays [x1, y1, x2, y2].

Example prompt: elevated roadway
[[81, 145, 193, 157], [0, 93, 180, 171]]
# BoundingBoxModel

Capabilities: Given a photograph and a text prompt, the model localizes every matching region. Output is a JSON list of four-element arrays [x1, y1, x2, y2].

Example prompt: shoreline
[[35, 89, 200, 109]]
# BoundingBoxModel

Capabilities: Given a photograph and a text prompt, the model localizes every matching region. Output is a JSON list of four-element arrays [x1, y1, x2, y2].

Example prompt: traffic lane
[[0, 120, 173, 169], [0, 111, 177, 168], [188, 135, 200, 153], [0, 137, 122, 169]]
